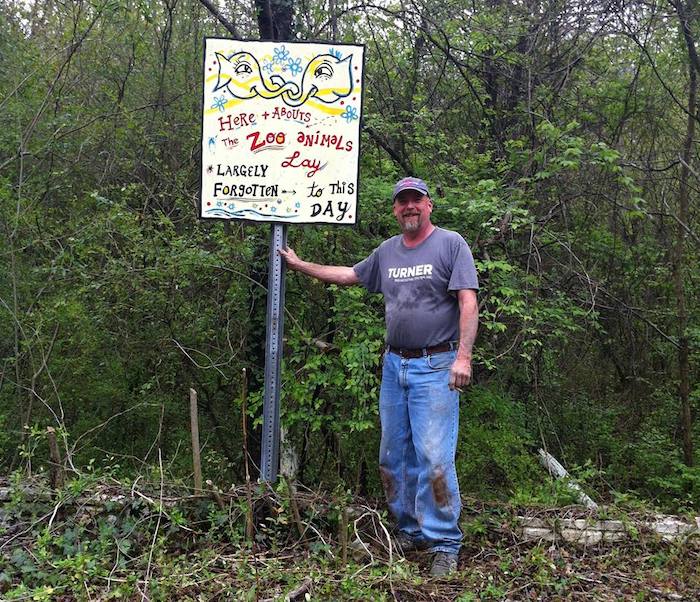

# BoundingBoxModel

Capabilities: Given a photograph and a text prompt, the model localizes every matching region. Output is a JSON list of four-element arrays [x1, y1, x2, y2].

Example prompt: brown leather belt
[[387, 341, 458, 359]]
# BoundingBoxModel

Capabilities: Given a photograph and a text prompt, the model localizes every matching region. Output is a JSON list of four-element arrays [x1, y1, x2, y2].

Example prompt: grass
[[0, 475, 698, 600]]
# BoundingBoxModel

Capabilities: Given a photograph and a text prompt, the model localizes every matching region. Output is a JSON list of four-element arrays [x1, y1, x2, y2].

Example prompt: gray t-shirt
[[353, 227, 479, 348]]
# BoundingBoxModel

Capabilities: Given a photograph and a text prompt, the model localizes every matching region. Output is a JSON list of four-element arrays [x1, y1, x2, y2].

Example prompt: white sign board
[[200, 38, 365, 224]]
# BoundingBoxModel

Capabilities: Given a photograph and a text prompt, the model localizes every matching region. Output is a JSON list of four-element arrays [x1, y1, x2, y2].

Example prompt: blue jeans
[[378, 349, 462, 554]]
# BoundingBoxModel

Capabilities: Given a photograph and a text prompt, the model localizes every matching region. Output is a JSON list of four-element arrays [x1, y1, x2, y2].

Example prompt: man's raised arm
[[279, 247, 360, 286]]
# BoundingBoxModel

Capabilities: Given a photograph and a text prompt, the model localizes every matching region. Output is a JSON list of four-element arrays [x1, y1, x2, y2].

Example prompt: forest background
[[1, 0, 699, 515]]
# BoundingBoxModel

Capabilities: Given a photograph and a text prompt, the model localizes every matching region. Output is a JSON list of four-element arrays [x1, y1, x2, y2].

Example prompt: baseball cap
[[393, 177, 429, 200]]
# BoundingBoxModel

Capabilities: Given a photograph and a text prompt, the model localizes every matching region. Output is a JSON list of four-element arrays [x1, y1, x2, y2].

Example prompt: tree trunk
[[672, 0, 697, 466], [255, 0, 294, 41]]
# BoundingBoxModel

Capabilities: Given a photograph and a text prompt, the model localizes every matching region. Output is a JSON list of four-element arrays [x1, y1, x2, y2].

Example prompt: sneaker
[[393, 531, 427, 554], [430, 551, 458, 577]]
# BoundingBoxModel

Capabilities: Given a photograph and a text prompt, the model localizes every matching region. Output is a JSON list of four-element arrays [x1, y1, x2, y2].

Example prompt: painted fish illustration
[[281, 54, 353, 107], [214, 51, 298, 99]]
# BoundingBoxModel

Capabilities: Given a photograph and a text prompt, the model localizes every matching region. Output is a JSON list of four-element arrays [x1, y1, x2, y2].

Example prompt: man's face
[[393, 190, 433, 233]]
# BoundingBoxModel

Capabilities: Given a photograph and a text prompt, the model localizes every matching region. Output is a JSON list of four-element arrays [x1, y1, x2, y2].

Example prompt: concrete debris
[[519, 514, 699, 545]]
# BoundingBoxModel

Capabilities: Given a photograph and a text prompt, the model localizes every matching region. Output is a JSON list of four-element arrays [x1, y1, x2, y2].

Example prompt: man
[[280, 177, 479, 576]]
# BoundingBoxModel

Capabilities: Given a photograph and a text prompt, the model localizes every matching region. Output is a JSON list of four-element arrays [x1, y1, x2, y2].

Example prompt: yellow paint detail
[[315, 87, 352, 95], [229, 77, 261, 89], [206, 74, 261, 90]]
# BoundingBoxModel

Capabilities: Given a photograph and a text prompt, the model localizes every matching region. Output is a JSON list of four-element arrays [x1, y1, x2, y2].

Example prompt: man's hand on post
[[278, 247, 359, 286], [448, 357, 472, 392], [279, 246, 303, 271]]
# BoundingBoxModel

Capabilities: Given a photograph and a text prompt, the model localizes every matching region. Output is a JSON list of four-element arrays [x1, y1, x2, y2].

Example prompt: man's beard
[[401, 214, 421, 232]]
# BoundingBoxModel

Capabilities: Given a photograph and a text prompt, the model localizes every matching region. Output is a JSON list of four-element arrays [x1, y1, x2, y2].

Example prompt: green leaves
[[457, 386, 537, 495], [0, 0, 697, 517]]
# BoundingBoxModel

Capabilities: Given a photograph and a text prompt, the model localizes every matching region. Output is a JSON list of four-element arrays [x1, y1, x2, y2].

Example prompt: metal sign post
[[260, 223, 287, 482]]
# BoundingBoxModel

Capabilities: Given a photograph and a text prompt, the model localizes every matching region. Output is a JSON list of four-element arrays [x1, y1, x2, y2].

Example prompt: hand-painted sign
[[201, 38, 365, 224]]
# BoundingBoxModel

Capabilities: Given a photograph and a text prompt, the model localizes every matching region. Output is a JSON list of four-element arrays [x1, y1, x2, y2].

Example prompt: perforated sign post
[[200, 38, 365, 481]]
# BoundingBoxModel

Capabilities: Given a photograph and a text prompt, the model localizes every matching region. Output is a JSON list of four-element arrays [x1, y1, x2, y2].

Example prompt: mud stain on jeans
[[380, 466, 397, 503], [431, 469, 450, 507]]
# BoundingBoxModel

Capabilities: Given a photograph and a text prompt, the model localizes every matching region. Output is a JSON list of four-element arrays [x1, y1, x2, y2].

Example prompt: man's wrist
[[295, 259, 311, 274]]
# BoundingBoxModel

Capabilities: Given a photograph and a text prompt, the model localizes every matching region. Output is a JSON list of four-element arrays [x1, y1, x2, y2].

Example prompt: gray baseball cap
[[393, 177, 429, 200]]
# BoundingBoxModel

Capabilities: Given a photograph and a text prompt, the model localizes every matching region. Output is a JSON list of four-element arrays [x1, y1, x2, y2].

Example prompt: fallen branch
[[285, 577, 312, 601], [538, 448, 598, 510]]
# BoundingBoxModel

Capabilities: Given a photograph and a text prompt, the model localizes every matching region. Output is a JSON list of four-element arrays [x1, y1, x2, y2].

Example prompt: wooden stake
[[283, 475, 306, 544], [241, 368, 254, 542], [189, 388, 203, 493], [340, 505, 349, 565], [46, 427, 64, 490]]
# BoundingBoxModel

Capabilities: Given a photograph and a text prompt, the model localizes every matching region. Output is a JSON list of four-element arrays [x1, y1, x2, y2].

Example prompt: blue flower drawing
[[211, 95, 227, 112], [262, 60, 274, 73], [273, 45, 290, 64], [287, 57, 302, 76], [340, 105, 359, 123], [329, 47, 343, 59]]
